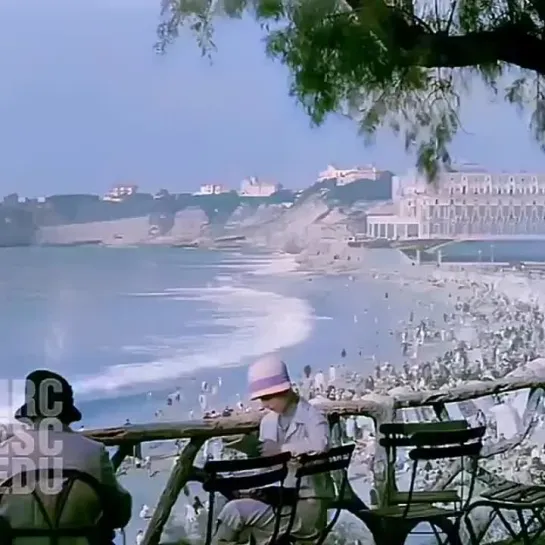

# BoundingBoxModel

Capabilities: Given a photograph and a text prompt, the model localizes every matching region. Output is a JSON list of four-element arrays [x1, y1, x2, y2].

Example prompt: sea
[[0, 246, 430, 429], [0, 246, 454, 544]]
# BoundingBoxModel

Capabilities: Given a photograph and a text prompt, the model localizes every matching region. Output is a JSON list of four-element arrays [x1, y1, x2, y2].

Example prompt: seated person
[[0, 369, 132, 544], [213, 354, 334, 544]]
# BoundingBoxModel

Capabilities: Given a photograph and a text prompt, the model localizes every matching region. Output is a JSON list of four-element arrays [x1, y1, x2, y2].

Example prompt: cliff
[[5, 178, 391, 250]]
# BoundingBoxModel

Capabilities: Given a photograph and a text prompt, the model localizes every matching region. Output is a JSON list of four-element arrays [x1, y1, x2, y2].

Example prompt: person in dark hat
[[0, 369, 132, 542], [14, 369, 83, 425]]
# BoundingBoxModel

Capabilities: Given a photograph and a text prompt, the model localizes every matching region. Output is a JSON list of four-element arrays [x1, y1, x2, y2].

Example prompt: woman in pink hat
[[212, 354, 334, 544]]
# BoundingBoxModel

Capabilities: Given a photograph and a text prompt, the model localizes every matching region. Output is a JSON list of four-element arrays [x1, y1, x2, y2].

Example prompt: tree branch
[[344, 0, 545, 75]]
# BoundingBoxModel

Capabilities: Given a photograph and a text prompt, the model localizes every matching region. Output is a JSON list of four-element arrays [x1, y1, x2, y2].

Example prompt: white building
[[317, 164, 389, 186], [239, 177, 280, 197], [365, 202, 420, 240], [197, 184, 229, 195], [366, 168, 545, 240], [103, 184, 138, 202]]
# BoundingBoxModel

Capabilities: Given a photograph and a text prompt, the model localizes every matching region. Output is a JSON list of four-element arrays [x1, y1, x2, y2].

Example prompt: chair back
[[0, 469, 112, 545], [286, 444, 355, 545], [380, 420, 485, 516], [202, 452, 291, 545]]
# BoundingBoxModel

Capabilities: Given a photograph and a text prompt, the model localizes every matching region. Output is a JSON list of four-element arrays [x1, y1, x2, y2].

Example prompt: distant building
[[197, 184, 229, 195], [365, 201, 420, 240], [366, 168, 545, 240], [154, 189, 170, 200], [317, 164, 391, 186], [239, 177, 280, 197], [3, 193, 19, 206], [316, 164, 393, 201], [103, 184, 138, 202]]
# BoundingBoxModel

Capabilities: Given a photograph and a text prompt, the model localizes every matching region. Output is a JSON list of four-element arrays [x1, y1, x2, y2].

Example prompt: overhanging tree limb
[[344, 0, 545, 73], [157, 0, 545, 180]]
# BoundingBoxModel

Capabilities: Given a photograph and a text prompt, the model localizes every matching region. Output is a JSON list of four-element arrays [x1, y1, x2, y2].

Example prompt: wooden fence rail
[[84, 370, 545, 545]]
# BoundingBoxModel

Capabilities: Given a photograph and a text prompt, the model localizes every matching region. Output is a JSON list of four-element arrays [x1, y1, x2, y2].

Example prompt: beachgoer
[[314, 370, 325, 392], [212, 354, 333, 545], [0, 370, 132, 542], [199, 394, 207, 412], [193, 496, 204, 514], [136, 530, 144, 545]]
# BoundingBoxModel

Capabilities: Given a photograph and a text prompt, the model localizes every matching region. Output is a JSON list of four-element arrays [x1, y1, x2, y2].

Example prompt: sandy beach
[[110, 248, 545, 545]]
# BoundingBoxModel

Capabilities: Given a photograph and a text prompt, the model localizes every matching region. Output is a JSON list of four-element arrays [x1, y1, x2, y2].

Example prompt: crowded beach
[[115, 265, 545, 544]]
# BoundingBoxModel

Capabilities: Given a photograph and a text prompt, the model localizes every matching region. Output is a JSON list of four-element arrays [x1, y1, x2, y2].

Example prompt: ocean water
[[436, 239, 545, 262], [0, 246, 462, 544], [0, 247, 302, 424], [0, 246, 440, 429]]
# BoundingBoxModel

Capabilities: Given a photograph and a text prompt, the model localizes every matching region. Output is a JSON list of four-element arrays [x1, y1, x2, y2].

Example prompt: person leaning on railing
[[212, 354, 334, 545], [0, 369, 132, 544]]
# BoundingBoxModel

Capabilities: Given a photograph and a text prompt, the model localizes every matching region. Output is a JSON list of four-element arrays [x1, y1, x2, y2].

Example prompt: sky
[[0, 0, 543, 196]]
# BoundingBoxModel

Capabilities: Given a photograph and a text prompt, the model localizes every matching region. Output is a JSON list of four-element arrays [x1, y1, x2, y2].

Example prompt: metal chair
[[357, 421, 486, 545], [284, 444, 356, 545], [202, 451, 293, 545], [464, 477, 545, 544], [0, 468, 119, 545]]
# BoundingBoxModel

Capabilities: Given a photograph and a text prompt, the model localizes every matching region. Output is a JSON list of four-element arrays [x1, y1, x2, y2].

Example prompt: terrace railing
[[85, 368, 545, 545]]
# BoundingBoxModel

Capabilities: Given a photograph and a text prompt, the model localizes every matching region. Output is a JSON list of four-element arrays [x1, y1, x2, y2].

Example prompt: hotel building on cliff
[[366, 167, 545, 240]]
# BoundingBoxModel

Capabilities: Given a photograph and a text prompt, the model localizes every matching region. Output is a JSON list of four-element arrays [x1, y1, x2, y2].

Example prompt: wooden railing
[[85, 370, 545, 545]]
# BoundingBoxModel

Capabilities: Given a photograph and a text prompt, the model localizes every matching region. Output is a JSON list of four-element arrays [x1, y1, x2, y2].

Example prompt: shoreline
[[118, 251, 545, 544], [7, 245, 544, 545], [81, 250, 460, 428], [82, 250, 532, 429]]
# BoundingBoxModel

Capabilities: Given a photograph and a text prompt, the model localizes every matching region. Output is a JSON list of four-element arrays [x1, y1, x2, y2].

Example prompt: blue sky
[[0, 0, 543, 196]]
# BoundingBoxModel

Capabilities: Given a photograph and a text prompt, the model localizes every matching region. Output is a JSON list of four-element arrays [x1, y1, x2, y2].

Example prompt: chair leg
[[515, 507, 532, 545], [495, 508, 520, 541], [369, 520, 413, 545], [429, 517, 462, 545], [464, 504, 499, 545], [529, 508, 545, 544]]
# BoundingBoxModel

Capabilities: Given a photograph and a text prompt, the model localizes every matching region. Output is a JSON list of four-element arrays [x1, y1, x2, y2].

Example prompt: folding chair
[[202, 452, 293, 545], [281, 444, 356, 545], [357, 421, 485, 545], [464, 478, 545, 544], [0, 468, 120, 545]]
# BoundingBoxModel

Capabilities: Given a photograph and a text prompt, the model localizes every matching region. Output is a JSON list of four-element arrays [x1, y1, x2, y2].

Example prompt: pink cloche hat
[[248, 354, 292, 400]]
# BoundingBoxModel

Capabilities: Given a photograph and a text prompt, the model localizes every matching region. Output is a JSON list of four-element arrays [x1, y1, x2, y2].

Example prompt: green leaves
[[157, 0, 545, 182]]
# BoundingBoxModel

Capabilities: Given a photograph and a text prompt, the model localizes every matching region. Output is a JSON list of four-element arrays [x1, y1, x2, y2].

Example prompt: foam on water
[[0, 252, 315, 419], [70, 284, 312, 398], [248, 255, 300, 276]]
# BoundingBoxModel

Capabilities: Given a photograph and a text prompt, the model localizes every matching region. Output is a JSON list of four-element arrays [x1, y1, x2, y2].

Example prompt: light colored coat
[[212, 398, 334, 544], [259, 397, 335, 499], [0, 423, 132, 545]]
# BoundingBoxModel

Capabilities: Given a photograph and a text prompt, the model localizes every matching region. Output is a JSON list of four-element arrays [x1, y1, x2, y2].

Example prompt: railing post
[[369, 394, 395, 508], [142, 437, 205, 545], [111, 443, 138, 471]]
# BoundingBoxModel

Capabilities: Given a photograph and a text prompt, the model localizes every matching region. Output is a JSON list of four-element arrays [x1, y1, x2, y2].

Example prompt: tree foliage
[[156, 0, 545, 179]]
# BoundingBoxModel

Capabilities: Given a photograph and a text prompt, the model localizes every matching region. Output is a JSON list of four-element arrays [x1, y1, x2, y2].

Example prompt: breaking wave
[[70, 256, 312, 399]]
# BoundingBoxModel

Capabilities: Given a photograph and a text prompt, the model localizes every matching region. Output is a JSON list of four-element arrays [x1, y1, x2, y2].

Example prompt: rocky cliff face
[[34, 183, 383, 249]]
